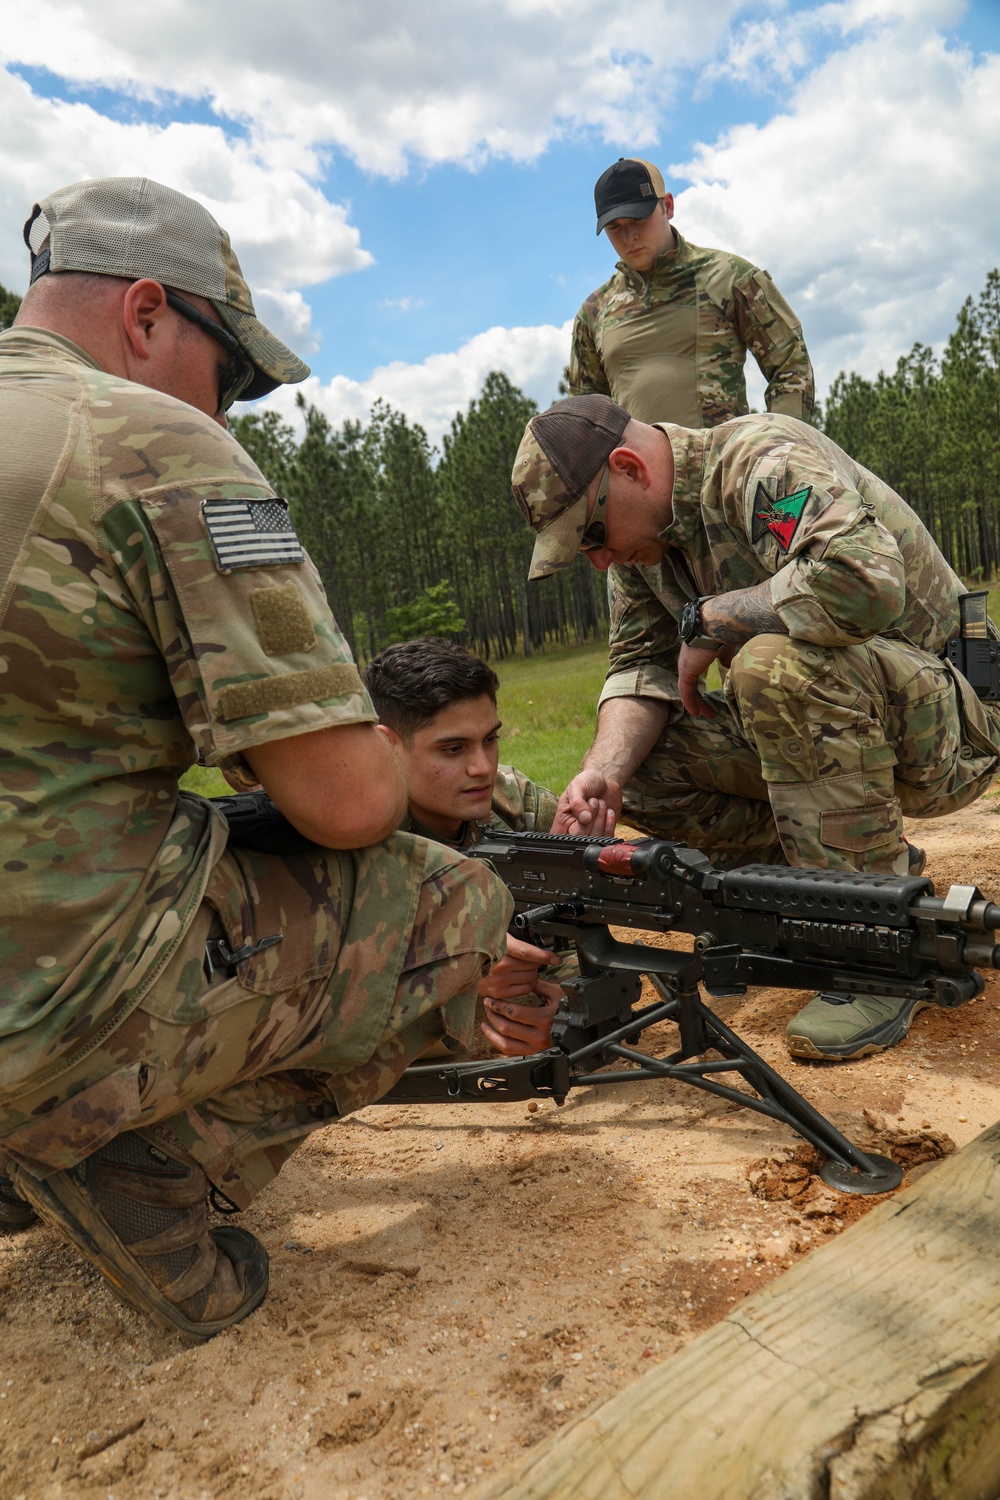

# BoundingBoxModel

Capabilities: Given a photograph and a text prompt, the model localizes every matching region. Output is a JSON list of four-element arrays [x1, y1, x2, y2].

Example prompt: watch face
[[678, 599, 700, 641]]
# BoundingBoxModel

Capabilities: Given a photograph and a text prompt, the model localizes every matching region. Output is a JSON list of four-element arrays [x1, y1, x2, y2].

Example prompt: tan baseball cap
[[23, 176, 310, 399], [511, 395, 631, 580]]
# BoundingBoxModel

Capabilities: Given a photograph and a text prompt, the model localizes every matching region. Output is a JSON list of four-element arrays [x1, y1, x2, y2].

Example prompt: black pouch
[[946, 590, 1000, 700], [211, 791, 317, 855]]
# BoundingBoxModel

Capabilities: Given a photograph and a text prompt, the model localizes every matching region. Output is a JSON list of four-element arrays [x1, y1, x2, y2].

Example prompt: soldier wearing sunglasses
[[0, 178, 511, 1340]]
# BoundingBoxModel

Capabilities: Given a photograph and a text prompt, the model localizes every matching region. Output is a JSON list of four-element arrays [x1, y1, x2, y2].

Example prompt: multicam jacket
[[403, 764, 559, 848], [0, 329, 378, 1088], [569, 231, 814, 428], [600, 414, 964, 709]]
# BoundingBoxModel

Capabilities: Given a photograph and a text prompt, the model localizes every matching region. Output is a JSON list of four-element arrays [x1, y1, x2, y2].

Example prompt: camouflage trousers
[[622, 634, 1000, 873], [0, 833, 512, 1208]]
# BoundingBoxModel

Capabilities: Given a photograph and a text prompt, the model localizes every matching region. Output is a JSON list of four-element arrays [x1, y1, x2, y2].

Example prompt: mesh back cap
[[511, 395, 631, 580], [594, 158, 667, 235], [28, 177, 309, 399]]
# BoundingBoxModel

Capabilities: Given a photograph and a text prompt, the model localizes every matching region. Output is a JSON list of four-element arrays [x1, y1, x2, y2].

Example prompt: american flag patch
[[202, 498, 304, 573]]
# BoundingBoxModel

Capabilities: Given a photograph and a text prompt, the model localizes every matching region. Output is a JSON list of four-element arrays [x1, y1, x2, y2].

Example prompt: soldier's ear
[[122, 279, 170, 361], [374, 722, 403, 751], [662, 194, 675, 220], [609, 446, 650, 489]]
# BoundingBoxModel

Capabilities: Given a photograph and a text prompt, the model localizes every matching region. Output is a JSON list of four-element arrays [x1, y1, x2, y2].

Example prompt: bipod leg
[[646, 976, 901, 1196]]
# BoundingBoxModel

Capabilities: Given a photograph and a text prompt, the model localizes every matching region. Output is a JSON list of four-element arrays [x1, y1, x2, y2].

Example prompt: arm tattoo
[[701, 584, 786, 645]]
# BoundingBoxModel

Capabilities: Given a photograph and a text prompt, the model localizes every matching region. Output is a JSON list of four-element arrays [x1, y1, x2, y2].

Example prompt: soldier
[[510, 394, 1000, 1061], [364, 637, 609, 1055], [0, 177, 513, 1341], [569, 157, 815, 428]]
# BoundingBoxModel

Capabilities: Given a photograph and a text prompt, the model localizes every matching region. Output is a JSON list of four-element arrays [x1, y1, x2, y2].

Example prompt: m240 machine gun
[[377, 830, 1000, 1196]]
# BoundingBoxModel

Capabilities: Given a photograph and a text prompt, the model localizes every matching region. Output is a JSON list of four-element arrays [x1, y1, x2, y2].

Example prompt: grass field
[[178, 640, 613, 800], [176, 642, 724, 800], [182, 586, 1000, 805]]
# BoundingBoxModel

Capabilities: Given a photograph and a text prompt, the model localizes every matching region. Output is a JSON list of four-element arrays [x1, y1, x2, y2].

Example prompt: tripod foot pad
[[819, 1153, 903, 1196]]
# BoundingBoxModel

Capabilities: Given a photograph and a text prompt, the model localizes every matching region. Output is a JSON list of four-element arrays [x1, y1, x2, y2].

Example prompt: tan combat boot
[[11, 1129, 268, 1341]]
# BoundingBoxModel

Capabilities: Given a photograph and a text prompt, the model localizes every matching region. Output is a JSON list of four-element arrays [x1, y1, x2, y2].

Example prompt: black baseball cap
[[594, 158, 668, 235]]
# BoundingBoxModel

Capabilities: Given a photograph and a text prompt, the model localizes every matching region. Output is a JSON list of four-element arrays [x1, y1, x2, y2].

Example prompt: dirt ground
[[5, 805, 1000, 1500]]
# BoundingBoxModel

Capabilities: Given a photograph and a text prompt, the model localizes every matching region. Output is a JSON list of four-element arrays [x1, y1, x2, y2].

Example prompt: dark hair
[[364, 638, 499, 742]]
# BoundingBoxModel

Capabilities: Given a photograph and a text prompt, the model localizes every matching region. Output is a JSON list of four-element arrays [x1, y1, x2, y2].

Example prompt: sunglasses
[[164, 291, 255, 412], [579, 464, 610, 551]]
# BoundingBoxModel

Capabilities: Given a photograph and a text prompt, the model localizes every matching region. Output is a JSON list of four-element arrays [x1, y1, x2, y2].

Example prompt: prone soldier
[[364, 637, 609, 1056]]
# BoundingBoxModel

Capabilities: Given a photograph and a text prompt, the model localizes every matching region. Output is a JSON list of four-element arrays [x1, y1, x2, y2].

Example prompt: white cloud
[[0, 66, 370, 296], [672, 9, 1000, 399], [253, 319, 572, 448], [2, 0, 751, 176]]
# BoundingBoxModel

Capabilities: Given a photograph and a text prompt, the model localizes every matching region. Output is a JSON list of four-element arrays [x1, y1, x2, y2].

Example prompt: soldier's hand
[[555, 770, 623, 833], [552, 799, 617, 837], [677, 641, 724, 719], [481, 988, 561, 1056], [479, 935, 556, 1000]]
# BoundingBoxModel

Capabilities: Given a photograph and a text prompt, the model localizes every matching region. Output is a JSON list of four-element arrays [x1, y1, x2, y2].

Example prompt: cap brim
[[595, 197, 659, 235], [527, 491, 591, 581], [214, 302, 311, 400]]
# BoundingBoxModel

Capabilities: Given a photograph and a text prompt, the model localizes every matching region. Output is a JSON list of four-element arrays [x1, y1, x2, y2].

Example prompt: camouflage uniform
[[569, 231, 814, 428], [600, 415, 1000, 873], [403, 765, 571, 1052], [0, 329, 512, 1204], [402, 764, 559, 849]]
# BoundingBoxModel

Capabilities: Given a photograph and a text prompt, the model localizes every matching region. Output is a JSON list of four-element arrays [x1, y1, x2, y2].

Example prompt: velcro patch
[[203, 497, 304, 572], [250, 584, 317, 656], [218, 664, 364, 722]]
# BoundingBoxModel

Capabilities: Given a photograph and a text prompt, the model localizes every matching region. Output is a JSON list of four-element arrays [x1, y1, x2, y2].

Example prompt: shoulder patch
[[750, 480, 812, 553], [202, 497, 304, 572]]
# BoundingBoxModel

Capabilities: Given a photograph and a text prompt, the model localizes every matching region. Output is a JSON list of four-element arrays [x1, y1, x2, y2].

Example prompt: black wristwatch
[[677, 596, 722, 653]]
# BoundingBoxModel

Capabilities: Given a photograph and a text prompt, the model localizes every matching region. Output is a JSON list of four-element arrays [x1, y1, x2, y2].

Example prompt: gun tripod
[[376, 938, 903, 1197]]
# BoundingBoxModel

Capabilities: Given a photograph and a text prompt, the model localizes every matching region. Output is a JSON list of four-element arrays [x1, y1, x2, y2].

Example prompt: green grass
[[179, 764, 232, 798], [177, 639, 722, 799], [492, 641, 610, 792]]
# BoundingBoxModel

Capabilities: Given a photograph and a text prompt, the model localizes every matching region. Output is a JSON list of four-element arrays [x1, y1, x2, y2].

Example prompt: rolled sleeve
[[771, 517, 907, 643], [603, 563, 684, 706], [106, 489, 375, 766]]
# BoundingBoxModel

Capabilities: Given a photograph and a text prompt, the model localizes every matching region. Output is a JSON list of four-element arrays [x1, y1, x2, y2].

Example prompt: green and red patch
[[751, 482, 812, 552]]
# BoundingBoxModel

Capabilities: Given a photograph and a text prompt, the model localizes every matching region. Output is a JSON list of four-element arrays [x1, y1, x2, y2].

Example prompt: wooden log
[[472, 1123, 1000, 1500]]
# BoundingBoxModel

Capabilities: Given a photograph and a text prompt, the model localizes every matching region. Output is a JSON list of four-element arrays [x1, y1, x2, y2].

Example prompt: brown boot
[[11, 1130, 268, 1342]]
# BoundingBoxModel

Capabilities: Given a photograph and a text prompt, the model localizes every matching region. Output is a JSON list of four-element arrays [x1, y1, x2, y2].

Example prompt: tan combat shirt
[[569, 231, 815, 428], [0, 330, 375, 1088], [601, 414, 964, 709]]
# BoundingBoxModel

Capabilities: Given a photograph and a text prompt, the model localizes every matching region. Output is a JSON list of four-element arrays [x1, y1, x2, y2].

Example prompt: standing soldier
[[569, 157, 814, 428]]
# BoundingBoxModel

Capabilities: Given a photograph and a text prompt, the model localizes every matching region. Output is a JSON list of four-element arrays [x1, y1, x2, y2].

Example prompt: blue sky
[[1, 0, 998, 442]]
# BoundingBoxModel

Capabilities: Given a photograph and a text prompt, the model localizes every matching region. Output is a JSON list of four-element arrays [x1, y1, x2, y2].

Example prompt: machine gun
[[375, 829, 1000, 1196]]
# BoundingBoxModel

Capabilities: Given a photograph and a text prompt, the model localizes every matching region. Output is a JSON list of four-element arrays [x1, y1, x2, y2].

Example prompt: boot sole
[[12, 1165, 268, 1343], [787, 999, 931, 1062]]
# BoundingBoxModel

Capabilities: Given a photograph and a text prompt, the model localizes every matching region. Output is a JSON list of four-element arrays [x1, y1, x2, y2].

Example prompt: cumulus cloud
[[0, 66, 370, 296], [253, 320, 572, 448], [672, 5, 1000, 395], [2, 0, 750, 176]]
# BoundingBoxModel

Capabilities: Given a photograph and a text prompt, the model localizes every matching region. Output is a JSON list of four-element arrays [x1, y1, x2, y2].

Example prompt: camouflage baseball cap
[[23, 176, 309, 400], [511, 395, 631, 580], [594, 158, 667, 235]]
